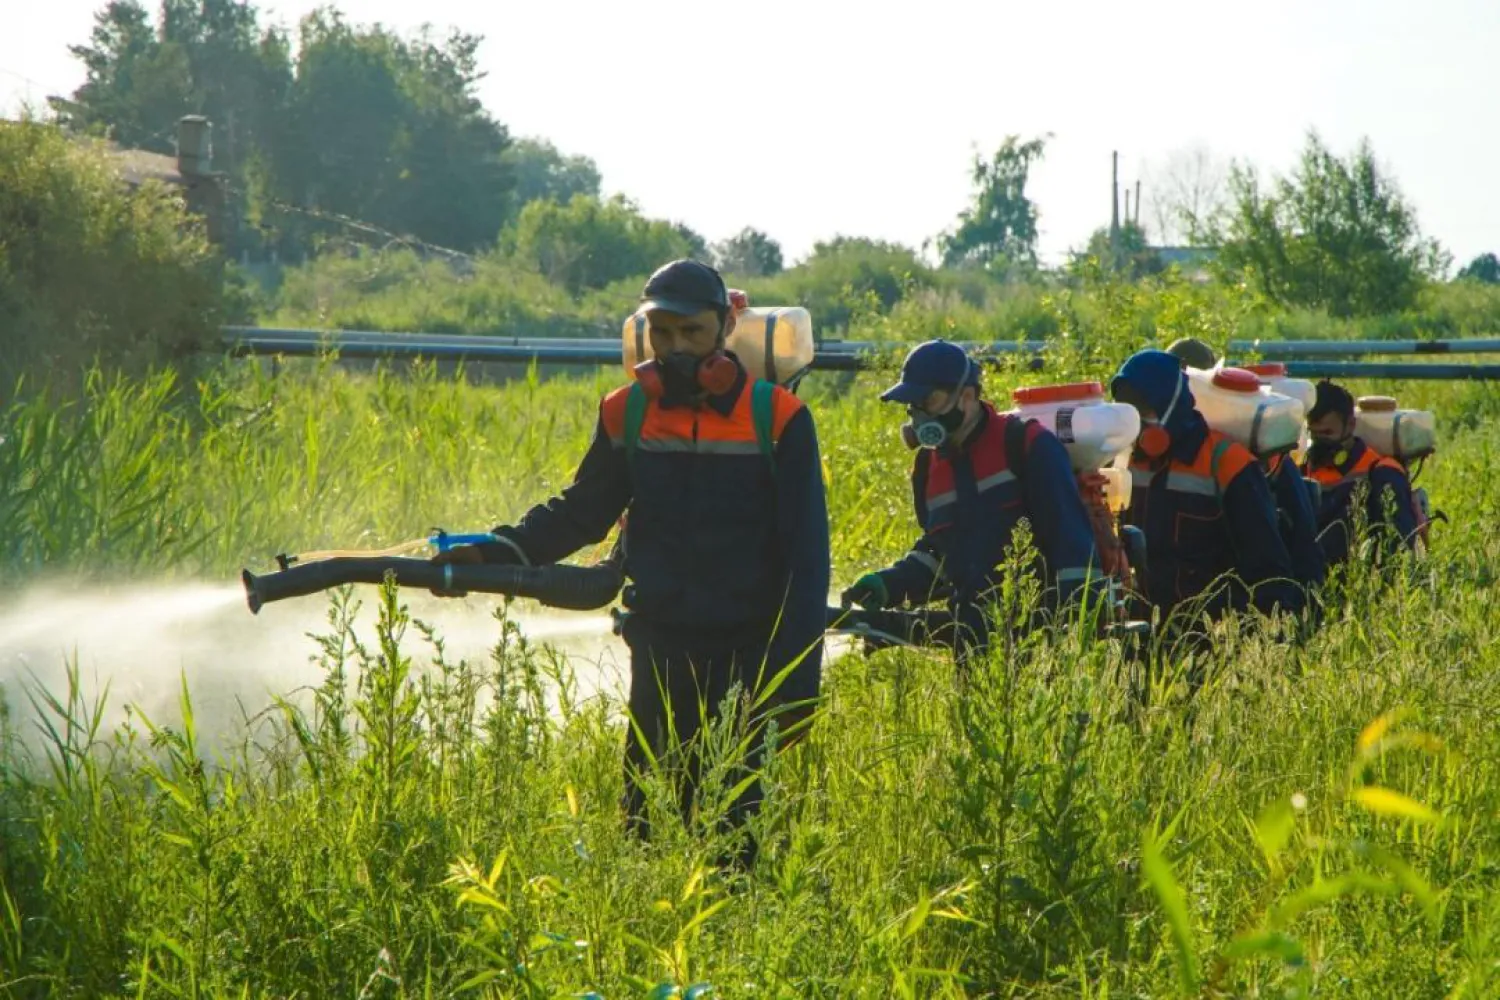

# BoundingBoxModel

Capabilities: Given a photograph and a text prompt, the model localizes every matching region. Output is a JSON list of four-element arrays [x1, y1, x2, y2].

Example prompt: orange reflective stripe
[[635, 384, 760, 448], [1308, 465, 1342, 487], [601, 385, 631, 444]]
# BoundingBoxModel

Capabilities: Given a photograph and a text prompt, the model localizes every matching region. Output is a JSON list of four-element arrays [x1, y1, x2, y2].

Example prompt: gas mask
[[1306, 435, 1349, 467], [900, 355, 974, 450], [660, 351, 710, 398]]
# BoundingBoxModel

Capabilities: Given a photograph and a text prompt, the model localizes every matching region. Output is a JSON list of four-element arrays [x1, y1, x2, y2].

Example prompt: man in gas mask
[[1165, 339, 1326, 597], [840, 339, 1101, 671], [432, 258, 830, 870], [1301, 379, 1416, 567], [1110, 348, 1302, 626]]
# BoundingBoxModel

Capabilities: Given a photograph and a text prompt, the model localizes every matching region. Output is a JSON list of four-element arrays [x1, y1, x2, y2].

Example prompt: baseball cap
[[880, 340, 978, 405], [640, 259, 730, 316]]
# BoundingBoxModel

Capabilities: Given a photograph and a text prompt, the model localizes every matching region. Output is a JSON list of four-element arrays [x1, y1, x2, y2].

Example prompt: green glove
[[841, 572, 891, 609]]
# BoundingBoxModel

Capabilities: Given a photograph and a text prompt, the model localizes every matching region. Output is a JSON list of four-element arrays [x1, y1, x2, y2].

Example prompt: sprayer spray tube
[[241, 557, 623, 615]]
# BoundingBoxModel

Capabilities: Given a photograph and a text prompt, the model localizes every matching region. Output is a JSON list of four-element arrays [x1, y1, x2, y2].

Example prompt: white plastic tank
[[1354, 395, 1436, 462], [1008, 381, 1141, 473], [1186, 366, 1304, 458], [622, 295, 815, 387], [1244, 362, 1316, 415]]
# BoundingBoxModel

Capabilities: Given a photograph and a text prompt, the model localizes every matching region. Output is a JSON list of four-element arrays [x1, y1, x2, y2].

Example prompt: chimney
[[1110, 151, 1120, 241], [176, 115, 212, 177]]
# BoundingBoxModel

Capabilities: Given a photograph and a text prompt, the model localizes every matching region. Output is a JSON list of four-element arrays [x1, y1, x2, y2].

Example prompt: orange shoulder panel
[[600, 384, 633, 442], [769, 384, 806, 440], [1206, 431, 1256, 489]]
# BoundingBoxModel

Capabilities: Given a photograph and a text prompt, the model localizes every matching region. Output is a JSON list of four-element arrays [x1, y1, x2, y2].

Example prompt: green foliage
[[271, 11, 513, 253], [1456, 252, 1500, 284], [506, 195, 697, 294], [712, 227, 784, 277], [1, 355, 1498, 995], [54, 0, 292, 188], [1071, 220, 1166, 281], [744, 236, 936, 334], [502, 137, 602, 209], [0, 119, 229, 389], [1213, 131, 1450, 317], [267, 247, 613, 337], [54, 0, 515, 256], [935, 134, 1049, 274]]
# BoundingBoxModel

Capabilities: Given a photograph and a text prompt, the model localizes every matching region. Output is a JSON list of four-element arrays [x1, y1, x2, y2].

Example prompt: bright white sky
[[4, 0, 1497, 270]]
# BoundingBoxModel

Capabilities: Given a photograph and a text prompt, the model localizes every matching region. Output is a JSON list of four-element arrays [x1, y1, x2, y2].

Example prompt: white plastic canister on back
[[1008, 381, 1141, 474], [621, 304, 816, 388], [1354, 395, 1436, 462], [1243, 362, 1316, 414], [1186, 366, 1304, 457]]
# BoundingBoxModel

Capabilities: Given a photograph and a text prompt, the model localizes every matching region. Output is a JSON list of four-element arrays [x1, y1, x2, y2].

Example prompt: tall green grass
[[2, 359, 1499, 997]]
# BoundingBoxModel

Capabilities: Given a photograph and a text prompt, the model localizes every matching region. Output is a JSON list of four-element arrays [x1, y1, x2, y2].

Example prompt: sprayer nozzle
[[241, 569, 263, 615]]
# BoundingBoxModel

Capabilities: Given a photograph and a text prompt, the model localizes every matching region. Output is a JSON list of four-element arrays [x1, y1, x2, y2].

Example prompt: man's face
[[647, 307, 729, 359], [1307, 412, 1353, 446]]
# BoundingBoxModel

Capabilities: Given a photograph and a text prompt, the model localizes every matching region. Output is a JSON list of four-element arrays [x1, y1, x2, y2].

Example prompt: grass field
[[2, 355, 1500, 998]]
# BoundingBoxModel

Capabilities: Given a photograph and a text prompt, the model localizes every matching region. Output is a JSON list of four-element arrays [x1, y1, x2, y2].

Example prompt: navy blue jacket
[[1266, 453, 1327, 589], [1112, 351, 1301, 621], [878, 403, 1100, 610], [479, 361, 831, 701], [1123, 418, 1304, 620], [1302, 438, 1416, 566]]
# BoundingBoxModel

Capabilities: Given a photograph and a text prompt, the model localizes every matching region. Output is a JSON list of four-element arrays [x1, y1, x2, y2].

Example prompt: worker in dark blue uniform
[[841, 340, 1103, 671], [1263, 452, 1327, 596], [1301, 380, 1417, 567], [1110, 349, 1303, 627], [433, 259, 830, 869], [1164, 340, 1326, 597]]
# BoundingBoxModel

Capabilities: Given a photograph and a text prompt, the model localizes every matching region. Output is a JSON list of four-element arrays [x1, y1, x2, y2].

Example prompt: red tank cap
[[1013, 381, 1105, 406], [1244, 362, 1287, 378], [1211, 367, 1262, 393]]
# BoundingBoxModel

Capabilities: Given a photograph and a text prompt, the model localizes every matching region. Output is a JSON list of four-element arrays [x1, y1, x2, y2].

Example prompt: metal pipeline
[[241, 556, 624, 614]]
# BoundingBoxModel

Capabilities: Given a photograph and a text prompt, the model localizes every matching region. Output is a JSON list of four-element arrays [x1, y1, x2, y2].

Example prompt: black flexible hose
[[242, 557, 624, 614]]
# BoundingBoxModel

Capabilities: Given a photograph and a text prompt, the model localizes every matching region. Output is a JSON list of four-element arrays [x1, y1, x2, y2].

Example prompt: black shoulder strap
[[1004, 414, 1031, 480]]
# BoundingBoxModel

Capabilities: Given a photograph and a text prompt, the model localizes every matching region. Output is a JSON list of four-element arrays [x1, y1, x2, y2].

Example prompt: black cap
[[640, 259, 729, 317]]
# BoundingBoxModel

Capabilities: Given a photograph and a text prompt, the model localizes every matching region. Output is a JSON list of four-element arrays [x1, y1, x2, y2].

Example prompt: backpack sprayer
[[240, 529, 625, 615]]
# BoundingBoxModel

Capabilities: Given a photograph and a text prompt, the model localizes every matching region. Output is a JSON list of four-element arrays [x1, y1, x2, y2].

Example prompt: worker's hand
[[429, 543, 484, 597], [841, 572, 890, 610]]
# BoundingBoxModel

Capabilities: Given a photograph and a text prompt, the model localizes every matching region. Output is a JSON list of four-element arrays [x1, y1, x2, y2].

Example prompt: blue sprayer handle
[[428, 529, 497, 553]]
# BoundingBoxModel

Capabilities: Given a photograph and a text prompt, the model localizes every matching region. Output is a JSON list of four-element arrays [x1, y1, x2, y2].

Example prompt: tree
[[1456, 252, 1500, 284], [1071, 221, 1164, 280], [673, 222, 712, 264], [1212, 132, 1448, 317], [54, 2, 515, 255], [935, 134, 1049, 273], [272, 13, 514, 252], [1143, 145, 1228, 245], [713, 227, 784, 276], [503, 137, 601, 208], [506, 194, 695, 293], [54, 0, 291, 188]]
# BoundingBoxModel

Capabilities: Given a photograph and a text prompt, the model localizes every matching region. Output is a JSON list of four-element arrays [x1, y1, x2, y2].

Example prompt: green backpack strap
[[1209, 436, 1235, 501], [752, 379, 777, 472], [624, 381, 648, 467]]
